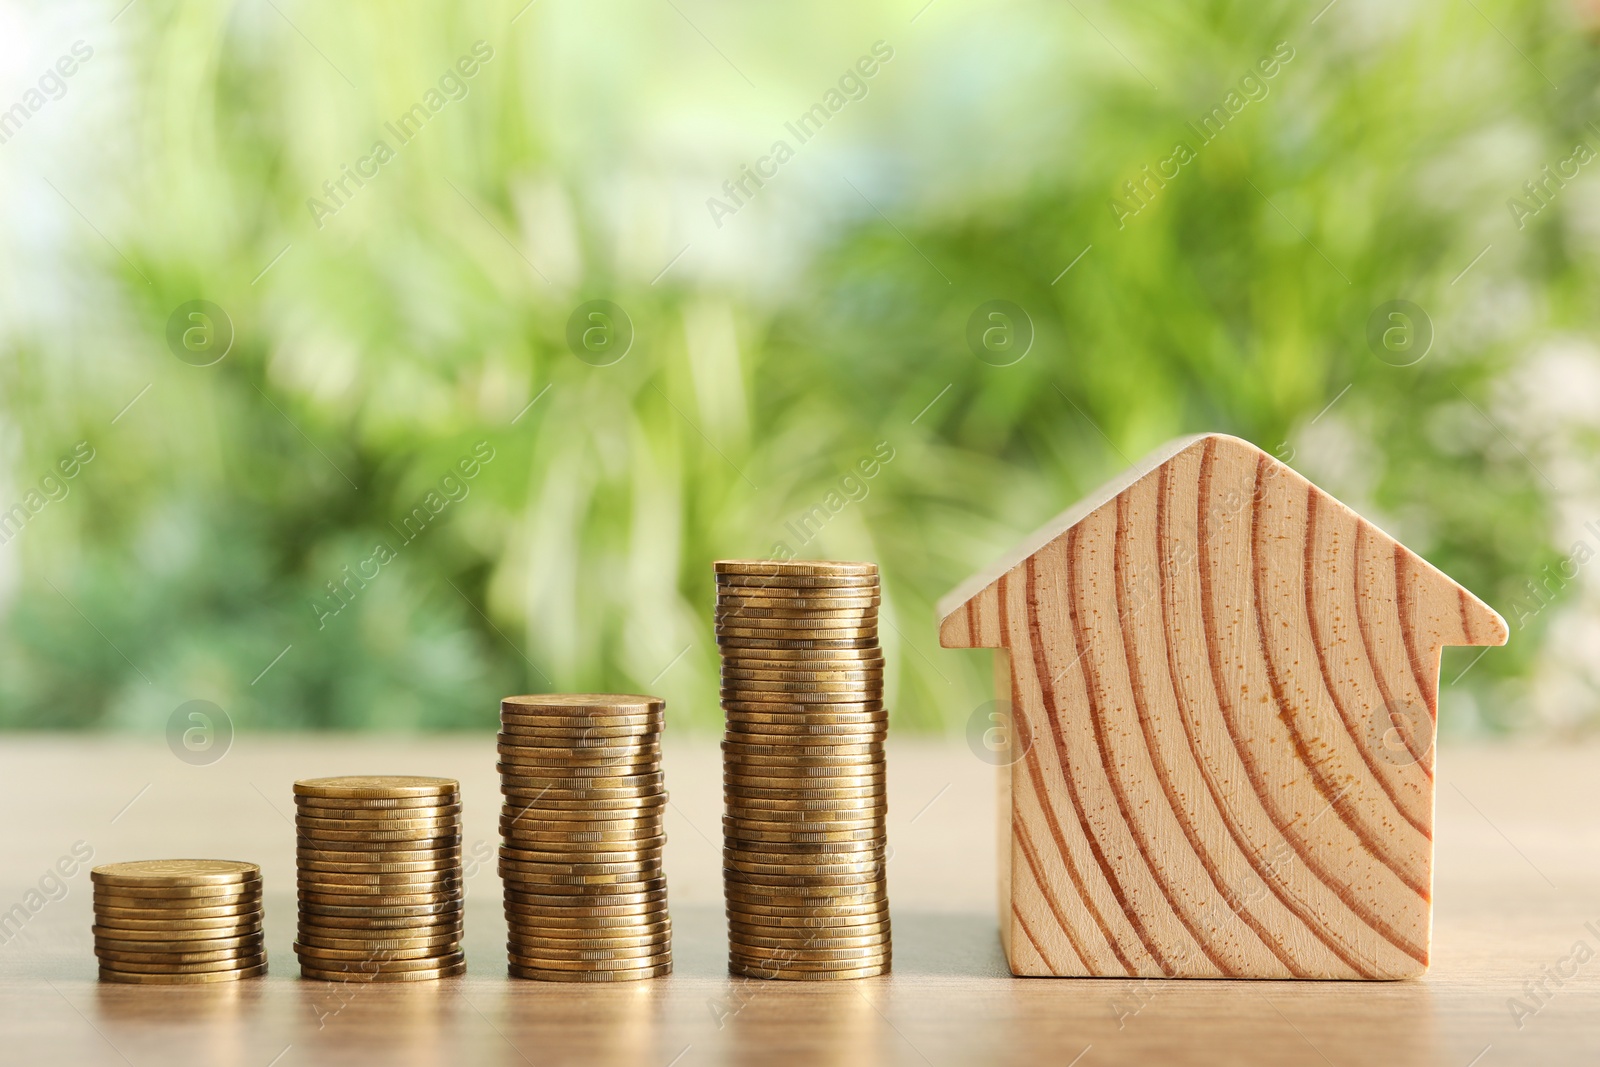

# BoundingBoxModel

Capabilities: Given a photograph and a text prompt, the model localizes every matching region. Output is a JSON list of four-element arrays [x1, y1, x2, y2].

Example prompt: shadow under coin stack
[[91, 860, 265, 984], [499, 694, 672, 981], [716, 559, 891, 980], [294, 776, 465, 981]]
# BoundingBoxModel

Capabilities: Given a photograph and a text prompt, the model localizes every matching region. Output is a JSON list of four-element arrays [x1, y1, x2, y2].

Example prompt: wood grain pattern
[[939, 433, 1508, 979]]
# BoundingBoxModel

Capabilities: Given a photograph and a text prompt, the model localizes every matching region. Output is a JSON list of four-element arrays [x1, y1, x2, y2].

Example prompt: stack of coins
[[716, 559, 890, 980], [91, 860, 265, 984], [499, 694, 672, 982], [294, 776, 465, 981]]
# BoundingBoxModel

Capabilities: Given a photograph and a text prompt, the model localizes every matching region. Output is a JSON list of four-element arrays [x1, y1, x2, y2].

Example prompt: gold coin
[[726, 748, 889, 764], [720, 668, 885, 685], [100, 963, 268, 984], [293, 941, 456, 962], [721, 675, 881, 692], [715, 574, 879, 589], [726, 734, 886, 753], [715, 579, 880, 595], [295, 776, 458, 799], [729, 954, 889, 974], [299, 899, 461, 918], [498, 868, 663, 889], [729, 920, 889, 942], [503, 897, 668, 918], [297, 915, 462, 934], [297, 924, 460, 943], [294, 812, 460, 832], [716, 600, 879, 617], [504, 919, 671, 939], [498, 738, 660, 759], [723, 745, 883, 764], [726, 883, 889, 908], [296, 875, 459, 894], [294, 930, 459, 951], [503, 886, 666, 907], [507, 949, 672, 971], [92, 880, 261, 902], [721, 680, 880, 696], [724, 774, 885, 791], [499, 843, 662, 862], [727, 907, 888, 928], [721, 692, 881, 708], [505, 921, 668, 947], [293, 801, 461, 819], [715, 623, 879, 640], [509, 961, 671, 982], [300, 960, 465, 982], [720, 643, 884, 659], [502, 693, 664, 713], [723, 856, 885, 878], [94, 942, 262, 965], [295, 794, 456, 811], [713, 612, 879, 630], [297, 858, 460, 877], [297, 926, 461, 945], [500, 795, 666, 815], [500, 821, 664, 842], [295, 826, 461, 845], [297, 890, 460, 909], [92, 913, 262, 933], [91, 860, 259, 888], [498, 730, 661, 748], [297, 841, 461, 857], [292, 868, 461, 887], [723, 836, 885, 856], [506, 941, 670, 962], [723, 889, 886, 911], [296, 947, 463, 970], [726, 896, 889, 918], [720, 664, 885, 680], [499, 724, 661, 744], [506, 934, 671, 954], [296, 829, 461, 847], [724, 810, 882, 829], [92, 899, 259, 921], [95, 952, 268, 975], [498, 766, 663, 787], [723, 829, 882, 849], [715, 559, 878, 576], [723, 701, 884, 717], [496, 759, 662, 781], [724, 762, 884, 778], [94, 934, 262, 959], [498, 857, 663, 877], [725, 801, 885, 820], [730, 941, 890, 962], [91, 922, 264, 941], [729, 925, 889, 948], [725, 728, 887, 745], [500, 706, 663, 726], [724, 788, 884, 807], [724, 870, 885, 892], [716, 637, 880, 651]]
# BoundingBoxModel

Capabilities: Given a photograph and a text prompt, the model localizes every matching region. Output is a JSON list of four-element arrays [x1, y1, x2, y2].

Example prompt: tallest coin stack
[[716, 559, 890, 980]]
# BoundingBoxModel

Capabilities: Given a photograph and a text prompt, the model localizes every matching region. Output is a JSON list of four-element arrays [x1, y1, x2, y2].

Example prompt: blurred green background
[[0, 0, 1594, 736]]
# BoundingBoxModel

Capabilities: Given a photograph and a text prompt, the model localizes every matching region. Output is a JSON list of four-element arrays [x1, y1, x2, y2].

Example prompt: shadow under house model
[[938, 433, 1508, 979]]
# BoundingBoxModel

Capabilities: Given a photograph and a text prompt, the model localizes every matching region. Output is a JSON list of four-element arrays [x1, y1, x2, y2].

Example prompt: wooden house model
[[938, 433, 1507, 978]]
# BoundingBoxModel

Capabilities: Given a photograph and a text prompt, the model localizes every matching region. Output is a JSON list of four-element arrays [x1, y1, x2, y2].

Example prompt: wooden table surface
[[0, 735, 1593, 1066]]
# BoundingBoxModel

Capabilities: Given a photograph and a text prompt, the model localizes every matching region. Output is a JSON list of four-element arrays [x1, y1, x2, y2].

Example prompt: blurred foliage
[[0, 0, 1595, 735]]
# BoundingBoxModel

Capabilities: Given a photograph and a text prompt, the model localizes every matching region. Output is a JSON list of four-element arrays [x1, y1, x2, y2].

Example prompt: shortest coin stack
[[92, 860, 266, 984], [500, 694, 672, 982], [294, 776, 465, 982]]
